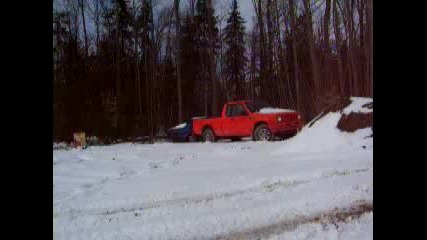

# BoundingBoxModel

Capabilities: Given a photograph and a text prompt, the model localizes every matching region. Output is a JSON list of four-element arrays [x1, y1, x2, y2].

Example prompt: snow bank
[[273, 97, 373, 154], [171, 122, 187, 129], [274, 113, 372, 154], [259, 108, 296, 114], [53, 142, 68, 150], [343, 97, 373, 115]]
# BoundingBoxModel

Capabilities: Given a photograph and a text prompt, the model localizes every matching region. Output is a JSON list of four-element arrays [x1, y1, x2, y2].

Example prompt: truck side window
[[225, 105, 235, 117], [232, 104, 248, 116]]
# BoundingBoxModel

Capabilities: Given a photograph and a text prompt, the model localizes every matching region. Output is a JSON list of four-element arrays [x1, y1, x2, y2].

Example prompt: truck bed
[[192, 117, 224, 136]]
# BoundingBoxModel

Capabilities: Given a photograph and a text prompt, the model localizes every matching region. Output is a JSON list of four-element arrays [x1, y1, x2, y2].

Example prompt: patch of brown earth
[[337, 112, 373, 133], [309, 96, 352, 128], [362, 102, 373, 109], [213, 201, 373, 240]]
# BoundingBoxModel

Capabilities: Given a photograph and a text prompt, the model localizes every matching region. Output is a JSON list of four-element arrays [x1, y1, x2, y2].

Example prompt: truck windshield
[[245, 101, 272, 113]]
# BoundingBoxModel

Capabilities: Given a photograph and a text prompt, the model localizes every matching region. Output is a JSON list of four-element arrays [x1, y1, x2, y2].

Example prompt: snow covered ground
[[53, 98, 373, 240]]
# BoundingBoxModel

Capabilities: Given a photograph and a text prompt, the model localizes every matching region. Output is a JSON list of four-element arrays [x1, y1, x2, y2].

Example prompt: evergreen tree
[[223, 0, 246, 99], [194, 0, 218, 116]]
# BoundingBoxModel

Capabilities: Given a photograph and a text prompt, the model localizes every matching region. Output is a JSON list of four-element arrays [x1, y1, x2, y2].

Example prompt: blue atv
[[167, 120, 193, 142], [167, 117, 206, 142]]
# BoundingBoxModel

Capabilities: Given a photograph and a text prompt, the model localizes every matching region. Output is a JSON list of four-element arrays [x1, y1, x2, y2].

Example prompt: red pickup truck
[[192, 100, 302, 142]]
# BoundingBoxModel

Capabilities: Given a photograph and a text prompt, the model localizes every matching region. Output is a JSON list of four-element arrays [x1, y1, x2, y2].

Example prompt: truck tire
[[202, 128, 216, 142], [254, 124, 274, 141]]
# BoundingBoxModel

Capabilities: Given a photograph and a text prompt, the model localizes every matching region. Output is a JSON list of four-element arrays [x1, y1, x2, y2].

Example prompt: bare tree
[[95, 0, 100, 47], [365, 0, 373, 97], [207, 0, 217, 116], [115, 0, 122, 137], [278, 0, 295, 109], [252, 0, 267, 99], [79, 0, 89, 56], [218, 3, 228, 100], [130, 0, 143, 131], [141, 0, 151, 139], [174, 0, 183, 122], [338, 0, 359, 96], [302, 0, 320, 112], [333, 0, 345, 95], [272, 0, 286, 107], [289, 0, 301, 112], [149, 0, 156, 142], [323, 0, 332, 93], [87, 0, 102, 49], [189, 0, 196, 18], [248, 24, 258, 101], [266, 0, 274, 103], [156, 8, 174, 127]]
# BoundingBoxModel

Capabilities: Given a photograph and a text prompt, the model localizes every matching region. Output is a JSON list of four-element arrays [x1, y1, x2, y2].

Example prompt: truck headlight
[[277, 116, 282, 122], [298, 115, 301, 120]]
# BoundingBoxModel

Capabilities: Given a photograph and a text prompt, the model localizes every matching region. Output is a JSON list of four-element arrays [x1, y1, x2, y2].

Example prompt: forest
[[53, 0, 373, 142]]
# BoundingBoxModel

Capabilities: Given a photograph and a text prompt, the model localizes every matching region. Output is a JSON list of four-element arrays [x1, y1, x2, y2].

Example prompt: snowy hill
[[53, 97, 373, 240]]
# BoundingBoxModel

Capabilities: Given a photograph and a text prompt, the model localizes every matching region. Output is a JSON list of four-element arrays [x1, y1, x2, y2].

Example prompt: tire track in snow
[[54, 153, 194, 211], [58, 178, 307, 219], [58, 167, 370, 218], [211, 201, 373, 240]]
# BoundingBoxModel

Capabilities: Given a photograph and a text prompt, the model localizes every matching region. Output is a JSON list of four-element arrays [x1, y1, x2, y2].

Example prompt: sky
[[54, 0, 341, 49], [156, 0, 256, 30], [54, 0, 257, 45]]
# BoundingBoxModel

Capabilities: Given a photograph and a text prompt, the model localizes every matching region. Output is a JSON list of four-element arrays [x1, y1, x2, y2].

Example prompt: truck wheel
[[254, 124, 274, 141], [202, 128, 216, 142]]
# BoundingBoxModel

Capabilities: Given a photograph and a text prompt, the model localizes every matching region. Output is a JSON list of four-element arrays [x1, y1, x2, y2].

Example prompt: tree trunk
[[208, 0, 217, 116], [115, 0, 122, 138], [323, 0, 332, 94], [189, 0, 195, 19], [324, 0, 332, 52], [95, 0, 100, 50], [340, 0, 359, 96], [356, 0, 365, 95], [349, 0, 359, 96], [210, 50, 217, 116], [219, 12, 227, 100], [266, 0, 274, 103], [80, 0, 89, 57], [174, 0, 183, 123], [289, 0, 301, 112], [204, 82, 208, 117], [365, 0, 373, 97], [272, 0, 286, 107], [249, 29, 257, 101], [252, 0, 266, 100], [132, 5, 143, 133], [303, 0, 319, 112], [149, 0, 155, 143], [144, 43, 150, 140], [277, 0, 293, 109], [333, 0, 345, 95]]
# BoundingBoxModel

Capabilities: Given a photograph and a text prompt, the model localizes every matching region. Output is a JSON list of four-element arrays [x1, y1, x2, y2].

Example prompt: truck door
[[222, 104, 236, 136], [231, 104, 252, 136]]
